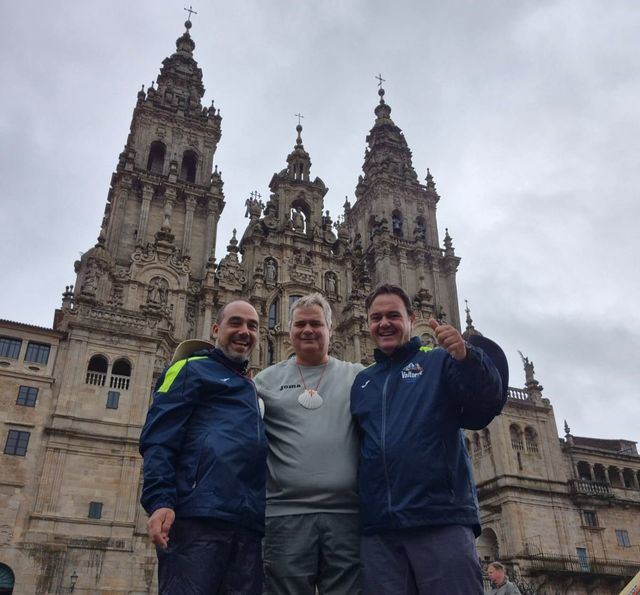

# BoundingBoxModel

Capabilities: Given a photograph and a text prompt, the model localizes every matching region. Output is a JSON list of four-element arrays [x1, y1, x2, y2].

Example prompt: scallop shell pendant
[[297, 389, 323, 409]]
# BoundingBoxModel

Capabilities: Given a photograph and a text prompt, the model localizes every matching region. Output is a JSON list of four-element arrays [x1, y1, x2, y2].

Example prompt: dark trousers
[[361, 525, 483, 595], [264, 513, 361, 595], [156, 517, 263, 595]]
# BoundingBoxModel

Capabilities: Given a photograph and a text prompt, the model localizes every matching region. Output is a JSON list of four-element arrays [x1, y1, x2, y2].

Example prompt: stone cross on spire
[[375, 73, 386, 88], [184, 5, 198, 21], [295, 112, 304, 126]]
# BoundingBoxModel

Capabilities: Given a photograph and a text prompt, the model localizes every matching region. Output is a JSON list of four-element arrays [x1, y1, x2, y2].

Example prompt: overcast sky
[[1, 1, 639, 442]]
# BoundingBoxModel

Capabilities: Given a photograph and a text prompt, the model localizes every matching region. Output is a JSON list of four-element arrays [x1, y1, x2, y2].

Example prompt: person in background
[[488, 561, 522, 595]]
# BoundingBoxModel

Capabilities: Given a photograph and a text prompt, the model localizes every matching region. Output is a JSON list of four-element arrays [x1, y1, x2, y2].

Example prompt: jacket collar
[[210, 347, 249, 375], [189, 347, 249, 375], [374, 336, 422, 363]]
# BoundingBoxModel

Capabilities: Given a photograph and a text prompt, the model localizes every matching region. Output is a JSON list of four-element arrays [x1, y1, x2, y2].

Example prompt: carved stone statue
[[392, 213, 402, 237], [265, 259, 277, 283], [325, 273, 336, 295], [292, 208, 305, 232]]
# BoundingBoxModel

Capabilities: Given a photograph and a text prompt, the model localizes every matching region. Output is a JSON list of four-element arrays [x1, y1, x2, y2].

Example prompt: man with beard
[[140, 300, 267, 594]]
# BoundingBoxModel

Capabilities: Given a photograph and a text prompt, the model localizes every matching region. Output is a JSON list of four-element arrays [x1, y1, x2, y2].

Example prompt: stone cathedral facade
[[1, 21, 639, 595]]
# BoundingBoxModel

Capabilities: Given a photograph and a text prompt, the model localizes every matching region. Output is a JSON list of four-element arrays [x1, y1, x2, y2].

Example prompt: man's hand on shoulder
[[427, 318, 467, 361], [147, 507, 175, 548]]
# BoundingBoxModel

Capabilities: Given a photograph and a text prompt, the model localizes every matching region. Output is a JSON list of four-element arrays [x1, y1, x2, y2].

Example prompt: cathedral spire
[[462, 300, 482, 339], [356, 79, 419, 196], [285, 120, 312, 182]]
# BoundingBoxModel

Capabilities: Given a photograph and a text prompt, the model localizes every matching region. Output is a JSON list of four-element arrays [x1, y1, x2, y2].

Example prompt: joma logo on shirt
[[401, 362, 423, 381], [280, 384, 302, 391]]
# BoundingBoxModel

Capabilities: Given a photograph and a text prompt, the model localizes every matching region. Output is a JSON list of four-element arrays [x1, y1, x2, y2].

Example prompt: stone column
[[603, 467, 611, 485], [162, 188, 176, 230], [203, 201, 220, 274], [182, 195, 197, 255], [353, 332, 361, 363], [137, 184, 154, 245]]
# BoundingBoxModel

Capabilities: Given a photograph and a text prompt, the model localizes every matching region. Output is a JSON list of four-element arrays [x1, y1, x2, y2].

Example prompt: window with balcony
[[616, 529, 631, 547], [86, 355, 108, 386], [576, 547, 590, 572], [524, 426, 539, 453], [24, 342, 50, 364], [16, 386, 38, 407], [0, 336, 22, 359], [4, 430, 30, 456], [510, 424, 524, 451], [110, 359, 131, 390]]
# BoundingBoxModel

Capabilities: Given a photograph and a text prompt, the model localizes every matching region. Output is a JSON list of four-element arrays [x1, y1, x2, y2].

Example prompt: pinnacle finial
[[184, 5, 197, 29], [465, 299, 473, 327], [564, 420, 571, 435], [375, 74, 386, 103], [294, 113, 304, 145]]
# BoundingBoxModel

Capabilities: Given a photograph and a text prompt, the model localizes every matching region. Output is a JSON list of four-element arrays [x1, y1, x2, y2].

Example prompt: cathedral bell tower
[[239, 123, 354, 365], [64, 18, 225, 351], [345, 85, 462, 333], [26, 21, 225, 590]]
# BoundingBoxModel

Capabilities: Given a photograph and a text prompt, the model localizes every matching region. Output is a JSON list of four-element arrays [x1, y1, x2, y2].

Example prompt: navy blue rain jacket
[[139, 349, 268, 534], [350, 337, 504, 536]]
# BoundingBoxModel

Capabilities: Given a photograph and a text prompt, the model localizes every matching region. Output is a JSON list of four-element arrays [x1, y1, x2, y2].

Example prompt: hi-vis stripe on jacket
[[139, 349, 268, 534]]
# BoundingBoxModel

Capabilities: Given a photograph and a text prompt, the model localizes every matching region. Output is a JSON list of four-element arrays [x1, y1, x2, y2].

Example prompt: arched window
[[622, 468, 636, 489], [476, 528, 499, 563], [146, 141, 166, 174], [288, 295, 302, 320], [609, 466, 624, 488], [524, 426, 539, 454], [86, 355, 108, 386], [268, 299, 279, 330], [577, 461, 592, 481], [267, 339, 275, 366], [0, 562, 15, 594], [180, 150, 198, 183], [392, 210, 403, 237], [111, 358, 131, 390], [510, 424, 523, 451], [593, 464, 607, 484]]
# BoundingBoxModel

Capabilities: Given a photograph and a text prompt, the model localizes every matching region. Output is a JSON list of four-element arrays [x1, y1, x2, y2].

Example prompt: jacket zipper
[[381, 364, 393, 517]]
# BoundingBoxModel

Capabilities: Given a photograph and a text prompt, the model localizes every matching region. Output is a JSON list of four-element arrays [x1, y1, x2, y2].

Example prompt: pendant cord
[[296, 361, 329, 394]]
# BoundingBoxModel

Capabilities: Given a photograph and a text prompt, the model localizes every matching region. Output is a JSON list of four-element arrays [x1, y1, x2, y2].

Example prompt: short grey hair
[[289, 293, 332, 329], [488, 562, 506, 572]]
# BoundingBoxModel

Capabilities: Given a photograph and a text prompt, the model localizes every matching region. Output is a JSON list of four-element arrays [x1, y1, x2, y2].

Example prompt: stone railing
[[526, 553, 639, 578], [110, 374, 131, 390], [508, 387, 529, 400], [86, 371, 106, 387], [569, 479, 613, 498]]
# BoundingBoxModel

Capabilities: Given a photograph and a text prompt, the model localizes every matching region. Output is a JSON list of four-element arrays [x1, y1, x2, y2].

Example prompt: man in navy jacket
[[140, 300, 267, 594], [351, 285, 506, 594]]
